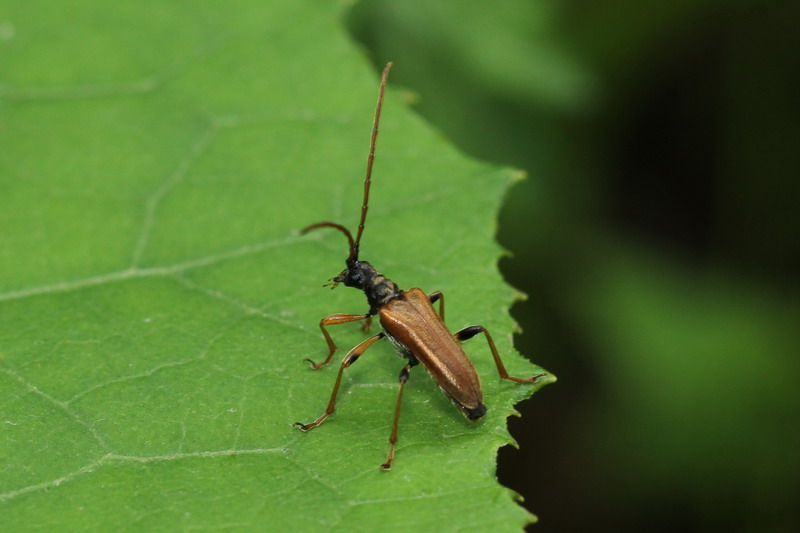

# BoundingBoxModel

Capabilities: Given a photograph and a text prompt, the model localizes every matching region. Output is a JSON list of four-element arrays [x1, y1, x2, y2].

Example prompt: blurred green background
[[348, 0, 799, 531]]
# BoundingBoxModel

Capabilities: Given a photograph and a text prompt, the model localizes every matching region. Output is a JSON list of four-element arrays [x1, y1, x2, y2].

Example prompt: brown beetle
[[294, 62, 545, 470]]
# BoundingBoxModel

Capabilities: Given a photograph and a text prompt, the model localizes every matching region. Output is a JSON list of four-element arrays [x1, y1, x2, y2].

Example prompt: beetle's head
[[326, 259, 377, 291], [302, 221, 375, 291]]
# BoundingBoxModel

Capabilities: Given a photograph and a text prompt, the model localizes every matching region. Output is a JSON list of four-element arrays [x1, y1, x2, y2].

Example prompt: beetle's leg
[[427, 291, 445, 322], [455, 325, 546, 383], [294, 332, 385, 431], [361, 316, 373, 332], [381, 362, 414, 471], [305, 313, 371, 369]]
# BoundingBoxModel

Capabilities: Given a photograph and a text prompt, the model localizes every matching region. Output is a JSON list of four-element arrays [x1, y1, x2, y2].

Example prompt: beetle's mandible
[[293, 62, 546, 470]]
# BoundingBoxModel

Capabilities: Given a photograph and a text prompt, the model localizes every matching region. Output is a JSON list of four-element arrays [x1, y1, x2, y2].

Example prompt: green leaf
[[0, 1, 552, 530]]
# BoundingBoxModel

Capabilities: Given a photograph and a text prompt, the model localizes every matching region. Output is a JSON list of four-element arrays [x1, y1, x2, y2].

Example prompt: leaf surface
[[0, 1, 552, 530]]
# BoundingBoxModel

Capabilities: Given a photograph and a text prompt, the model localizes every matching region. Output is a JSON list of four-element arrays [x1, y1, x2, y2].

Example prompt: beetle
[[293, 62, 545, 470]]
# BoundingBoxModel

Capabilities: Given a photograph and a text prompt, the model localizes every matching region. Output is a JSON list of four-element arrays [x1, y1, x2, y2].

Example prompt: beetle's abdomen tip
[[465, 403, 487, 421]]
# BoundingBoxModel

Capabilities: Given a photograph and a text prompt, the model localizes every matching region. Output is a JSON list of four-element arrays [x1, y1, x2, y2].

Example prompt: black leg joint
[[456, 325, 484, 342], [399, 366, 410, 383]]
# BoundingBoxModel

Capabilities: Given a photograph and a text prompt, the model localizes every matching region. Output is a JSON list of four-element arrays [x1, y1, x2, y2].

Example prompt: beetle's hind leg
[[381, 362, 414, 471], [455, 325, 545, 383], [294, 332, 385, 431], [305, 313, 371, 369]]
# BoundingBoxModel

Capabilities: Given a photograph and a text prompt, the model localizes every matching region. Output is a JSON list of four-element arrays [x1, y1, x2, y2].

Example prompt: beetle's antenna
[[300, 62, 392, 265], [301, 221, 355, 255], [353, 62, 393, 260]]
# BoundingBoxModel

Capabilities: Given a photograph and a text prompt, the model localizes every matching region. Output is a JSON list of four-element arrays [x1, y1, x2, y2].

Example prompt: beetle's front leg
[[455, 325, 546, 383], [305, 313, 371, 369]]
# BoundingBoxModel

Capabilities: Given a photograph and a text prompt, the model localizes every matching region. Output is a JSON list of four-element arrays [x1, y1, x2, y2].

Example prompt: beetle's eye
[[346, 269, 364, 287]]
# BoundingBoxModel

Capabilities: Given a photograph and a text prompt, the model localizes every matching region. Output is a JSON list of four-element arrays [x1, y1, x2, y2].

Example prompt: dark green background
[[349, 1, 800, 531]]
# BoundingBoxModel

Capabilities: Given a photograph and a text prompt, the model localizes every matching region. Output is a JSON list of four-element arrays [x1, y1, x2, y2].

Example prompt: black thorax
[[335, 259, 403, 315]]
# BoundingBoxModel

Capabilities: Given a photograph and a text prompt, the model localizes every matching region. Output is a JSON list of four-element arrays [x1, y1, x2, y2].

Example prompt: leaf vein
[[0, 368, 110, 450], [131, 126, 220, 267]]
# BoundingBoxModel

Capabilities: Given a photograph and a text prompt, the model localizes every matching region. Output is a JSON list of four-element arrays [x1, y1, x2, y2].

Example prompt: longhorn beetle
[[294, 62, 545, 470]]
